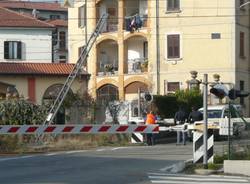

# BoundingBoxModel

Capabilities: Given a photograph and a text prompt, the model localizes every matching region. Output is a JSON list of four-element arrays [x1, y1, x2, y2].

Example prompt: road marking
[[148, 173, 250, 184], [96, 149, 106, 152], [0, 155, 34, 162], [45, 152, 62, 156], [65, 150, 87, 154], [111, 147, 128, 151]]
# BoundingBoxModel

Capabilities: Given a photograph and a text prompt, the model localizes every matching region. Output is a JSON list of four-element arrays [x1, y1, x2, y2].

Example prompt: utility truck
[[104, 101, 145, 125]]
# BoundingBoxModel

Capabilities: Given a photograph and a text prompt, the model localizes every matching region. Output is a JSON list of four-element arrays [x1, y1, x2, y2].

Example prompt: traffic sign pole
[[203, 74, 208, 169]]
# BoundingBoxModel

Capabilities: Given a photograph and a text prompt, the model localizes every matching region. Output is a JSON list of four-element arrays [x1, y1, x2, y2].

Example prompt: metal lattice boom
[[44, 13, 108, 125]]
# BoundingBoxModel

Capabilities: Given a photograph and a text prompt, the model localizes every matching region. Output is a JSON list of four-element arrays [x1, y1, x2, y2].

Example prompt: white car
[[198, 104, 242, 119], [198, 104, 245, 137]]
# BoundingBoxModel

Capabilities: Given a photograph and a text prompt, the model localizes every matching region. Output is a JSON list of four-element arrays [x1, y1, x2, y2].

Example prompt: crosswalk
[[148, 172, 250, 184]]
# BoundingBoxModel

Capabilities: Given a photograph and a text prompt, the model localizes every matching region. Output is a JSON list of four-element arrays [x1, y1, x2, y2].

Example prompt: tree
[[175, 89, 203, 112]]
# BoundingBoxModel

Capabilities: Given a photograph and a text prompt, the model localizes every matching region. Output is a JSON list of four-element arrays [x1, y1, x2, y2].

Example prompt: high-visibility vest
[[146, 113, 156, 124]]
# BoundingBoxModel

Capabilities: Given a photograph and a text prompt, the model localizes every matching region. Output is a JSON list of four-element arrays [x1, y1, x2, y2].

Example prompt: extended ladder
[[44, 13, 108, 125]]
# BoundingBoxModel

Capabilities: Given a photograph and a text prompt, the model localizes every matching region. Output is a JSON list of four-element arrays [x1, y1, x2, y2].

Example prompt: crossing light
[[144, 92, 153, 102], [210, 84, 228, 99], [228, 89, 250, 100]]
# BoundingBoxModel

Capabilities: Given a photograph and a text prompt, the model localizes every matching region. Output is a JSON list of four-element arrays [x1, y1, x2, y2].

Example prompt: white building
[[0, 7, 54, 63]]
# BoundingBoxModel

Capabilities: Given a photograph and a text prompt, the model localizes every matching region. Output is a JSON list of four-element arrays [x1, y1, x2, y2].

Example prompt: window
[[167, 34, 180, 59], [211, 33, 221, 39], [59, 31, 66, 50], [50, 15, 60, 20], [167, 0, 180, 11], [240, 32, 245, 57], [4, 41, 22, 59], [164, 81, 180, 94], [240, 80, 245, 105], [78, 5, 86, 28], [59, 55, 66, 63], [52, 30, 57, 45]]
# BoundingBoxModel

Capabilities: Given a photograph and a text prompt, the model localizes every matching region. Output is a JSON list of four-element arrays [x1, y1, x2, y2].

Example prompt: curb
[[160, 158, 193, 173]]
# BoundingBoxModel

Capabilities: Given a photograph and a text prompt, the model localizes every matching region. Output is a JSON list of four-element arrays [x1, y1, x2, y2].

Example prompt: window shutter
[[173, 35, 180, 58], [17, 41, 22, 59], [167, 35, 180, 58], [167, 35, 173, 58], [240, 32, 245, 57], [168, 0, 173, 10], [175, 0, 180, 9], [4, 41, 9, 59]]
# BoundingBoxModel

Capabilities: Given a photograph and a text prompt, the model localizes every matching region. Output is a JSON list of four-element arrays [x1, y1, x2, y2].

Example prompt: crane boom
[[44, 13, 108, 125]]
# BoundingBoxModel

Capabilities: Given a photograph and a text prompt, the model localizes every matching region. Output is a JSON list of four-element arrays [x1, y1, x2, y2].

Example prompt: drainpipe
[[85, 0, 87, 45], [156, 0, 160, 95]]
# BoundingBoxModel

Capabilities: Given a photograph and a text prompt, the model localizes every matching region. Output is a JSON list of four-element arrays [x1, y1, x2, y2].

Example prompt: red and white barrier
[[0, 124, 159, 135]]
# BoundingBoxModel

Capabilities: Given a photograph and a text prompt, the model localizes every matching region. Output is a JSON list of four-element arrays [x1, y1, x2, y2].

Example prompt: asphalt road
[[0, 144, 193, 184]]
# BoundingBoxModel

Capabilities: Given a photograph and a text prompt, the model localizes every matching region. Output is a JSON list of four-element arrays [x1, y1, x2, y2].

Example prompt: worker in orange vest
[[145, 111, 156, 145]]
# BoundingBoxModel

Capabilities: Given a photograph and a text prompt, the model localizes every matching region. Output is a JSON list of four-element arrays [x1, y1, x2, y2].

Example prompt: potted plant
[[104, 64, 114, 74], [141, 60, 148, 72]]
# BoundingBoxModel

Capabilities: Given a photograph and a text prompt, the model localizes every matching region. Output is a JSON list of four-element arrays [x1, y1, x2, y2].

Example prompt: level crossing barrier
[[0, 124, 159, 135]]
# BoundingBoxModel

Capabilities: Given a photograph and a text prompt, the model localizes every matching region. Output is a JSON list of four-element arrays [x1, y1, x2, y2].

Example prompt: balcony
[[96, 39, 118, 76], [127, 58, 148, 74], [124, 0, 148, 32], [125, 35, 148, 74], [96, 0, 118, 33]]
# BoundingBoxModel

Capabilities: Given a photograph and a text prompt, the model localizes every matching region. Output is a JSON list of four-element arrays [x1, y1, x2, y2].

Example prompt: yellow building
[[68, 0, 250, 115]]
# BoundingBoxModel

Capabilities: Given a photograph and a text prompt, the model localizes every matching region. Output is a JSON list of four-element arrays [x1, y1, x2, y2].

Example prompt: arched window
[[97, 84, 119, 105], [42, 84, 73, 124]]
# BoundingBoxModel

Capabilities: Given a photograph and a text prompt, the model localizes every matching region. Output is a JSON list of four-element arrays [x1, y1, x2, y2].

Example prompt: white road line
[[96, 149, 106, 152], [0, 155, 35, 162], [111, 147, 128, 151], [148, 176, 248, 182], [65, 150, 87, 154], [45, 152, 62, 156], [148, 173, 246, 179], [151, 180, 245, 184], [148, 173, 250, 184]]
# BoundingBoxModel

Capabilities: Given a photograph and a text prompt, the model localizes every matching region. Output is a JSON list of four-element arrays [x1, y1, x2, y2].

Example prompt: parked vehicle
[[198, 104, 245, 138], [105, 101, 145, 125]]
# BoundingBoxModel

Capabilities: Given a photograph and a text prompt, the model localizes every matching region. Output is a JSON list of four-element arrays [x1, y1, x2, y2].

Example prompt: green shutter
[[17, 41, 22, 59], [4, 41, 9, 59]]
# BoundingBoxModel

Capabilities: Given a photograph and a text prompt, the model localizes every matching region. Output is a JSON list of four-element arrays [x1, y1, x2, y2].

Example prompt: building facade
[[68, 0, 250, 115], [0, 0, 68, 64]]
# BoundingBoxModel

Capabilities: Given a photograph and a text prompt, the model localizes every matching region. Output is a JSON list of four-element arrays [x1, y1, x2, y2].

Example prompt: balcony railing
[[97, 63, 118, 76], [127, 58, 148, 74]]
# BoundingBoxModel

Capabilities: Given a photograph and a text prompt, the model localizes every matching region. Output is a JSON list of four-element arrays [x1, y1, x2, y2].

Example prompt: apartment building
[[68, 0, 250, 115]]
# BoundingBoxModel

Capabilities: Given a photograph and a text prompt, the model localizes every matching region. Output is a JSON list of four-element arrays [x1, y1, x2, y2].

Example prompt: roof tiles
[[0, 63, 85, 76], [47, 19, 67, 27], [0, 7, 54, 28], [0, 1, 66, 12]]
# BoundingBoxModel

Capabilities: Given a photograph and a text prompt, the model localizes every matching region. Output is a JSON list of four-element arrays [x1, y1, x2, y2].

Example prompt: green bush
[[153, 95, 178, 118], [153, 89, 203, 118], [0, 98, 47, 125], [208, 163, 222, 170], [214, 154, 228, 164]]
